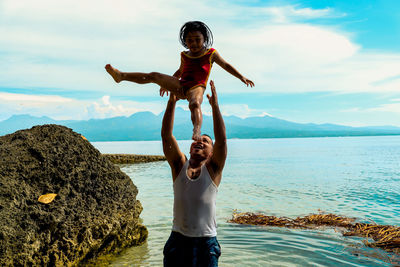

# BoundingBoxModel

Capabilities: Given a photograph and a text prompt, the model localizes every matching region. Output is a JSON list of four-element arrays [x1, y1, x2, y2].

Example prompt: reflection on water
[[93, 136, 400, 266]]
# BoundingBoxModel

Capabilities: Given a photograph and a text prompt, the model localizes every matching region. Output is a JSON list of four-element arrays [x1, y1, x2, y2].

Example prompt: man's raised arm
[[207, 81, 227, 184], [161, 94, 185, 179]]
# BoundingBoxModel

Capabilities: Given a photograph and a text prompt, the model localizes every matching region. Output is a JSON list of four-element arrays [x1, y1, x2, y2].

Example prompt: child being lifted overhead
[[105, 21, 254, 141]]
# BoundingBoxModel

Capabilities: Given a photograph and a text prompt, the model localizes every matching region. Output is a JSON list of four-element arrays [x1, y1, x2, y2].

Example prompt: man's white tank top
[[172, 160, 218, 237]]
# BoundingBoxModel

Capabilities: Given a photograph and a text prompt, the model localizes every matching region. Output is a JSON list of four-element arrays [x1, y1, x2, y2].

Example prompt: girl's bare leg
[[105, 64, 185, 99], [187, 86, 206, 141]]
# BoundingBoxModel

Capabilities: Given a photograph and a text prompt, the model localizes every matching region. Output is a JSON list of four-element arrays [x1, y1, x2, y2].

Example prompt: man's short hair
[[202, 134, 214, 146]]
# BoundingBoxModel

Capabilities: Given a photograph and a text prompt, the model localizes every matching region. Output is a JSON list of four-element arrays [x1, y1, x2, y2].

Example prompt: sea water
[[92, 136, 400, 266]]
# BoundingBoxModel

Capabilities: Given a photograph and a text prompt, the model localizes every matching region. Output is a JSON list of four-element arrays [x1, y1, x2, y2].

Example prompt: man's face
[[190, 135, 213, 159]]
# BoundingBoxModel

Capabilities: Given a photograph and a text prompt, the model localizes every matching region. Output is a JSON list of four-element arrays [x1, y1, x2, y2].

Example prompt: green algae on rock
[[103, 154, 166, 164], [0, 124, 148, 266]]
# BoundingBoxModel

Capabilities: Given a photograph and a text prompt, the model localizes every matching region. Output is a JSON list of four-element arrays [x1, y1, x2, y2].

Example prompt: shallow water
[[93, 136, 400, 266]]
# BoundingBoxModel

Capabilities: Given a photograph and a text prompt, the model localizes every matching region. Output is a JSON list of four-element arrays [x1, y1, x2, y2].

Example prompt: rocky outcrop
[[0, 125, 147, 266], [103, 154, 166, 164]]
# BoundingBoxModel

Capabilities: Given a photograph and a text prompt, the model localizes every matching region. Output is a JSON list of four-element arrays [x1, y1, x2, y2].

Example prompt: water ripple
[[93, 137, 400, 266]]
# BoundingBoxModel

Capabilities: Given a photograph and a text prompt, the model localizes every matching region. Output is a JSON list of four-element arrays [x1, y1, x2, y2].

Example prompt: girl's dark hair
[[179, 21, 213, 49]]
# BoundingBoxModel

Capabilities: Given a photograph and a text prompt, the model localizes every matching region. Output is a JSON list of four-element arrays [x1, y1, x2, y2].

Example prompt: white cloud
[[86, 96, 126, 119], [219, 104, 272, 118], [102, 96, 111, 106], [82, 97, 165, 120], [1, 0, 400, 126], [0, 92, 165, 121], [0, 92, 81, 121], [173, 100, 272, 119], [82, 97, 166, 120], [217, 23, 359, 72], [258, 6, 340, 23], [340, 99, 400, 115], [2, 0, 180, 26], [0, 92, 71, 103], [85, 95, 163, 119], [340, 107, 361, 113], [369, 103, 400, 114], [1, 0, 398, 96], [201, 103, 272, 118]]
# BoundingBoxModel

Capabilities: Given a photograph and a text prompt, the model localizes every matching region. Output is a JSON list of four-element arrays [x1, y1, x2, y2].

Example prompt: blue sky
[[1, 0, 400, 126]]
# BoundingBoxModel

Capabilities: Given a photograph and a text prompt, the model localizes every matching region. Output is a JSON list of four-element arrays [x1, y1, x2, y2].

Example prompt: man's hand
[[169, 92, 178, 102], [160, 87, 169, 97], [207, 80, 218, 107]]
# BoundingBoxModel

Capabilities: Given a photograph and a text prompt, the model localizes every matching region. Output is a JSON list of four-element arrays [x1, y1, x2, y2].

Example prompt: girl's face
[[185, 31, 205, 54]]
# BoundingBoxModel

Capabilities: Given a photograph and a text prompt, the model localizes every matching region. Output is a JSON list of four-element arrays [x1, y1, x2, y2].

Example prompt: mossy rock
[[0, 124, 147, 266]]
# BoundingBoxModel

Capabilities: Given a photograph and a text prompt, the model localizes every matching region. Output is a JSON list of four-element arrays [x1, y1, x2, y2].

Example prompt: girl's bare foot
[[192, 126, 201, 141], [105, 64, 122, 83]]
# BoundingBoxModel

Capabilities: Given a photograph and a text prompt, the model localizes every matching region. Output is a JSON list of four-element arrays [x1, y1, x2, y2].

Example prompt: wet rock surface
[[0, 124, 147, 266]]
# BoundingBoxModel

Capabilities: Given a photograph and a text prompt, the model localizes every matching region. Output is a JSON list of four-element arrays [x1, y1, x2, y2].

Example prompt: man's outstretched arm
[[207, 81, 227, 186], [161, 94, 186, 180]]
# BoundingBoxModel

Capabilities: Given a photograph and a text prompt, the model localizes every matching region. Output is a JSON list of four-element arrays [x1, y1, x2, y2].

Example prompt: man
[[161, 80, 227, 267]]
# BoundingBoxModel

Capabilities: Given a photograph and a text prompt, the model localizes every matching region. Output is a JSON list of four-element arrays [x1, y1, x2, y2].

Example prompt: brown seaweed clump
[[344, 223, 400, 253], [230, 212, 400, 255]]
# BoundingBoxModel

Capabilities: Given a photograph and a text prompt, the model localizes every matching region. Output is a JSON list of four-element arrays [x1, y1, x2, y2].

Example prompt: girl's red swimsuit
[[179, 48, 216, 93]]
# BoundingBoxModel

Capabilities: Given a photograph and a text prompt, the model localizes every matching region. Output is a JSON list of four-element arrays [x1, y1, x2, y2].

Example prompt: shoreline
[[103, 154, 166, 164]]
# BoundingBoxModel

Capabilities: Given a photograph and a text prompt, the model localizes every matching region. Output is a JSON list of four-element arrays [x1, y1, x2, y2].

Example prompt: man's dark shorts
[[163, 231, 221, 267]]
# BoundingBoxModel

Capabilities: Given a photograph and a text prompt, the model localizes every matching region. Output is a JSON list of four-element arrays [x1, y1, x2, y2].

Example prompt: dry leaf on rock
[[38, 193, 57, 204]]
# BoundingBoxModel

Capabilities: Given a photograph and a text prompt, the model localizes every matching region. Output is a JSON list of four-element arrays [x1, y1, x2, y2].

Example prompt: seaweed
[[229, 211, 400, 255]]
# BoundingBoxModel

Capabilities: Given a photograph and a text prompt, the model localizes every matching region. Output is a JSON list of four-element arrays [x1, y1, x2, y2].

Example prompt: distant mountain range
[[1, 109, 400, 141]]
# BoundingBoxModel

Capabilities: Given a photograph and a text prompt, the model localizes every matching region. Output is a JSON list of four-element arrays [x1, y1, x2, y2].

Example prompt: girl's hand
[[207, 80, 218, 106], [241, 77, 255, 87], [160, 87, 169, 97]]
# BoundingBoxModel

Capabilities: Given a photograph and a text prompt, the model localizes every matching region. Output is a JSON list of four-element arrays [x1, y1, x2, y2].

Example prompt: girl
[[105, 21, 254, 141]]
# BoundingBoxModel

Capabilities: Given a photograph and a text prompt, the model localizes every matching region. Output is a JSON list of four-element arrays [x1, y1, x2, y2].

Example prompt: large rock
[[0, 125, 147, 266]]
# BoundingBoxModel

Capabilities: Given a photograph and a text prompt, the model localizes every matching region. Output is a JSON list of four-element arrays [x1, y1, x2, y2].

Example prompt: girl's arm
[[172, 57, 184, 78], [213, 50, 254, 87]]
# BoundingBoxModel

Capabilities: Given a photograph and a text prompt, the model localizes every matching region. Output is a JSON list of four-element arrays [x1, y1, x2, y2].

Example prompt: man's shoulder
[[172, 156, 187, 177]]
